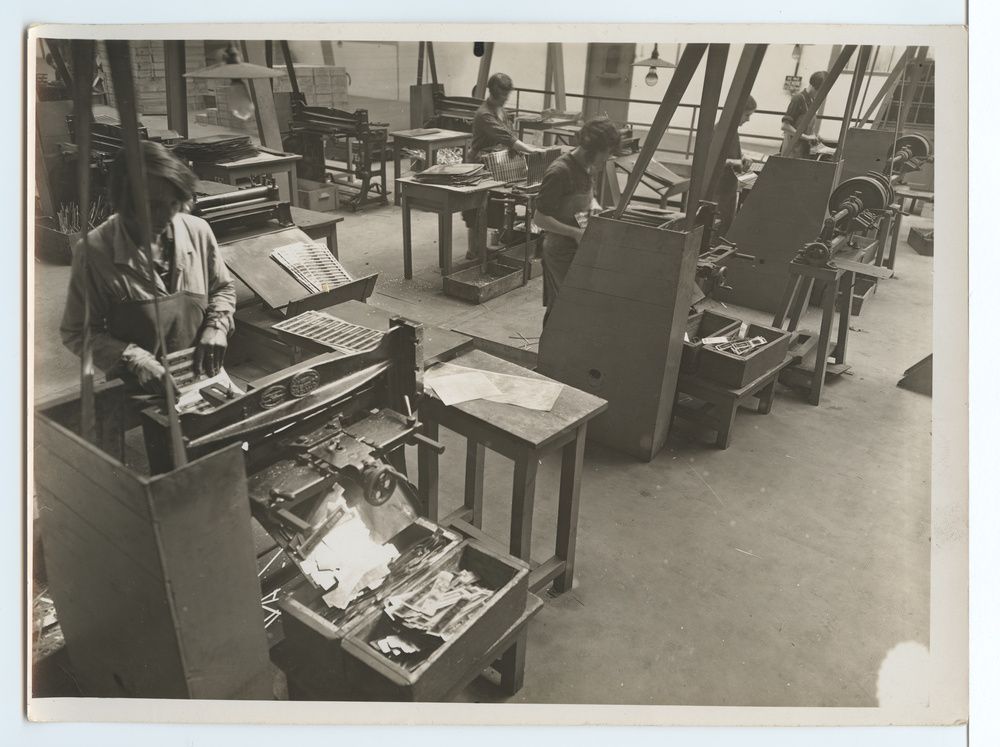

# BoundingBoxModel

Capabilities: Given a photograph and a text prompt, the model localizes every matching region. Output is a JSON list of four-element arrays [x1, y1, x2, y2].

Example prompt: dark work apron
[[541, 189, 594, 315], [108, 225, 209, 391]]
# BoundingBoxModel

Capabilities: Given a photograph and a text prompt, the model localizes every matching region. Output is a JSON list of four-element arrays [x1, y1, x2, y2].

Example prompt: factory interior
[[29, 38, 938, 706]]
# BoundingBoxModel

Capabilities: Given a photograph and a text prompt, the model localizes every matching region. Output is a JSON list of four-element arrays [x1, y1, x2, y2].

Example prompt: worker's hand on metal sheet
[[125, 347, 169, 394], [194, 325, 228, 377]]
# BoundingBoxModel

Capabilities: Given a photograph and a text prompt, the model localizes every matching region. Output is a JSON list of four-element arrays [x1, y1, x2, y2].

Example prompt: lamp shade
[[632, 43, 676, 70]]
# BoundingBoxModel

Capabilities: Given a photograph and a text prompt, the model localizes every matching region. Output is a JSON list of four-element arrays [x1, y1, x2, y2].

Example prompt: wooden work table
[[390, 128, 472, 206], [396, 176, 503, 279], [416, 349, 608, 595], [192, 147, 302, 206]]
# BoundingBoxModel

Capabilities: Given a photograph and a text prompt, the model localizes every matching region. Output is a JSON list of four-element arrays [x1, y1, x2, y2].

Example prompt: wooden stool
[[416, 350, 607, 595], [673, 367, 783, 449]]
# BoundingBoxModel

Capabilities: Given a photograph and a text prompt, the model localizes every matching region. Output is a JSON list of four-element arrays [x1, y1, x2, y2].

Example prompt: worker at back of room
[[462, 72, 544, 258]]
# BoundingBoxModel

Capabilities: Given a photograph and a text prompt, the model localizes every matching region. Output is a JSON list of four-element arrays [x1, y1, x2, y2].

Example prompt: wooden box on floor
[[696, 322, 792, 389], [908, 226, 934, 256], [297, 177, 340, 213], [681, 310, 743, 373], [276, 524, 530, 701], [537, 213, 700, 462], [32, 384, 272, 699]]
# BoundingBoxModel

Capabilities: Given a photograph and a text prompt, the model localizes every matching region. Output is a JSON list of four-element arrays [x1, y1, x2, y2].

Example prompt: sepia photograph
[[23, 21, 969, 729]]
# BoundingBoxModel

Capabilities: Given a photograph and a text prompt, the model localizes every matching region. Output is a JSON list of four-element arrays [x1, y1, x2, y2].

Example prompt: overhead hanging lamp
[[633, 43, 676, 87], [184, 43, 284, 122]]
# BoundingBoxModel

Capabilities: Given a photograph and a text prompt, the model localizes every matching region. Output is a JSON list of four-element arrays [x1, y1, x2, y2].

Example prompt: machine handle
[[411, 431, 446, 454]]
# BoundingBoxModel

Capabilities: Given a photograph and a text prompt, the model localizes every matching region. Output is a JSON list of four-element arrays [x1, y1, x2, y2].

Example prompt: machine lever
[[411, 432, 446, 454]]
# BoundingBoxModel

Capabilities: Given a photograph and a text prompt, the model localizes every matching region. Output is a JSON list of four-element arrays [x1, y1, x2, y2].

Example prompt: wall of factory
[[286, 41, 920, 153]]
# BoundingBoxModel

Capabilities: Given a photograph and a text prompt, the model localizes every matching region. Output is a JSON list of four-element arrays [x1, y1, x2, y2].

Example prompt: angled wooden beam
[[279, 40, 300, 96], [241, 40, 283, 150], [612, 43, 708, 219], [781, 44, 857, 156], [473, 42, 495, 99], [164, 41, 188, 138], [685, 44, 729, 224], [700, 44, 768, 203], [543, 44, 554, 110], [835, 45, 872, 158], [417, 41, 425, 85], [858, 46, 915, 126]]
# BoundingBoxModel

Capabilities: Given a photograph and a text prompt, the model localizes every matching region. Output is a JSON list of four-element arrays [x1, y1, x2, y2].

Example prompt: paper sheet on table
[[425, 371, 502, 406], [175, 367, 243, 411], [426, 363, 564, 412]]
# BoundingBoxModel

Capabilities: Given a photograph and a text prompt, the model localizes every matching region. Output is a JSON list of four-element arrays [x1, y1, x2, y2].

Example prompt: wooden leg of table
[[464, 440, 486, 528], [874, 211, 891, 266], [439, 211, 453, 276], [386, 446, 408, 478], [887, 208, 902, 271], [287, 166, 299, 207], [417, 417, 440, 520], [425, 145, 433, 171], [553, 425, 586, 594], [497, 629, 528, 695], [834, 271, 853, 364], [509, 453, 539, 562], [393, 147, 402, 207], [810, 281, 836, 406], [327, 227, 339, 259], [402, 195, 413, 279], [715, 401, 738, 449], [756, 379, 777, 414], [772, 275, 800, 328], [788, 276, 815, 332]]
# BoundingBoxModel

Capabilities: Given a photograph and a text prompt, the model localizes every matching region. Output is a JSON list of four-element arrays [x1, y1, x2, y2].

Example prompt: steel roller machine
[[191, 178, 293, 235], [889, 133, 933, 175], [286, 98, 390, 211], [796, 171, 896, 267]]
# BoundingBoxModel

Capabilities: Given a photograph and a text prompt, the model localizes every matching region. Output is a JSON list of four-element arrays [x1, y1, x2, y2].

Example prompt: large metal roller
[[894, 133, 931, 161], [828, 174, 891, 223]]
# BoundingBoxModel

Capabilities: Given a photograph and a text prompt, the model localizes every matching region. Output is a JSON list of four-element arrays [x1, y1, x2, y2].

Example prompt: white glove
[[122, 345, 168, 394]]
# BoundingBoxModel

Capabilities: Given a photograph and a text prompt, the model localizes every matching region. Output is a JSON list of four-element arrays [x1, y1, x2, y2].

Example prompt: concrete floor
[[30, 168, 933, 706]]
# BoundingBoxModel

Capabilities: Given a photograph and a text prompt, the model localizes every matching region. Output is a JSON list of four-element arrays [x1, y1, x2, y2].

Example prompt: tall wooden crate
[[32, 385, 272, 699], [537, 214, 700, 462]]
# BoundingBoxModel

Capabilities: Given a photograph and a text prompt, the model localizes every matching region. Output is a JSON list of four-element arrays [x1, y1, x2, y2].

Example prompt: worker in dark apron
[[462, 72, 542, 259], [60, 141, 236, 396], [781, 70, 826, 158], [534, 118, 621, 325]]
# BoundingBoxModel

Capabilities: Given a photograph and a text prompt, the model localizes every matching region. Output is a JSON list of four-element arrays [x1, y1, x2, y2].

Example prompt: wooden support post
[[280, 41, 300, 97], [835, 45, 872, 160], [859, 47, 915, 127], [473, 42, 495, 100], [164, 41, 188, 138], [701, 44, 768, 204], [686, 44, 730, 223], [613, 43, 708, 218], [417, 41, 425, 85], [896, 46, 930, 129], [543, 44, 553, 110], [427, 42, 438, 85], [240, 40, 283, 150], [320, 41, 336, 67], [551, 43, 566, 112], [782, 45, 857, 157]]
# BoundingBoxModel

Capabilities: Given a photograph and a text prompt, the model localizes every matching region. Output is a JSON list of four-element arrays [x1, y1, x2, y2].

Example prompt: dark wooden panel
[[35, 482, 189, 699], [220, 226, 318, 310], [147, 443, 272, 700], [721, 157, 841, 312], [537, 216, 700, 461], [841, 128, 895, 181]]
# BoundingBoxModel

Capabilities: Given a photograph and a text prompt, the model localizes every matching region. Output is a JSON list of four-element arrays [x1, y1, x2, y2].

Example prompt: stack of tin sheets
[[272, 310, 385, 354], [270, 242, 354, 294]]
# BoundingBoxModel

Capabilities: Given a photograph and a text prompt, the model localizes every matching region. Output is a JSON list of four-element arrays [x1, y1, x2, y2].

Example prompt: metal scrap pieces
[[713, 335, 768, 357], [384, 568, 493, 642]]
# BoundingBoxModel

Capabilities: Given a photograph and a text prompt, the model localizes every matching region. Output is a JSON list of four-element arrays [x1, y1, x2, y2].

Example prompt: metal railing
[[511, 86, 845, 161]]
